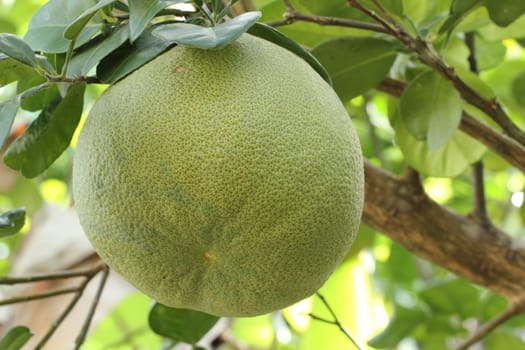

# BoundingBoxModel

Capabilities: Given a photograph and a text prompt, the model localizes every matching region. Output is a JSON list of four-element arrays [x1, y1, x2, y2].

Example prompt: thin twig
[[363, 95, 386, 167], [282, 0, 293, 12], [74, 265, 110, 349], [309, 293, 366, 350], [269, 0, 388, 33], [0, 260, 106, 285], [45, 73, 101, 84], [0, 287, 79, 306], [465, 33, 479, 75], [34, 262, 107, 349], [347, 0, 397, 35], [34, 281, 89, 349], [464, 32, 490, 226], [456, 303, 524, 350], [470, 161, 490, 226]]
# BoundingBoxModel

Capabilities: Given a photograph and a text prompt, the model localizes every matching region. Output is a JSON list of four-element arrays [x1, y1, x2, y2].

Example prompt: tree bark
[[362, 161, 525, 303]]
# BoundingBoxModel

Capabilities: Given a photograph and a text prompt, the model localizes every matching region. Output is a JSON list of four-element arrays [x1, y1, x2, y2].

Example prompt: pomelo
[[73, 33, 364, 317]]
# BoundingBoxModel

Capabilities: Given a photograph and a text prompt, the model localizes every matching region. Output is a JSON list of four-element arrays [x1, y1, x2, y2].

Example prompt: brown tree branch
[[363, 161, 525, 301]]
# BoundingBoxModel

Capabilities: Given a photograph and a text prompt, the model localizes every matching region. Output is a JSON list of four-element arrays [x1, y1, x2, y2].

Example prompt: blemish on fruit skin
[[203, 251, 215, 261], [175, 66, 185, 73]]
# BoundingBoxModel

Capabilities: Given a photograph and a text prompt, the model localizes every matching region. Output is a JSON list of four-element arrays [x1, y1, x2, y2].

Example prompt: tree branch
[[363, 161, 525, 300]]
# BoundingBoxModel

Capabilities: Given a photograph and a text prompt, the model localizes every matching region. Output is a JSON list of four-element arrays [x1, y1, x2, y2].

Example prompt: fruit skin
[[73, 33, 364, 317]]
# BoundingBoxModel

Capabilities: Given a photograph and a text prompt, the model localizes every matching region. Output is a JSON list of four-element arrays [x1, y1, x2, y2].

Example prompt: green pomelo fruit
[[73, 33, 364, 317]]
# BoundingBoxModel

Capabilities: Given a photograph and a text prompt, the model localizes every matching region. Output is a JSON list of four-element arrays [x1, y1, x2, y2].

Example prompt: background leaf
[[0, 326, 32, 350], [63, 0, 117, 41], [439, 0, 483, 34], [0, 208, 26, 238], [419, 279, 480, 318], [18, 80, 59, 112], [152, 11, 261, 49], [129, 0, 186, 43], [0, 56, 38, 86], [368, 304, 426, 348], [0, 97, 20, 149], [485, 0, 525, 27], [3, 83, 85, 178], [400, 71, 463, 150], [247, 22, 331, 85], [68, 24, 130, 76], [24, 0, 101, 52], [148, 303, 219, 345], [312, 37, 396, 102], [0, 33, 36, 67], [393, 113, 486, 177]]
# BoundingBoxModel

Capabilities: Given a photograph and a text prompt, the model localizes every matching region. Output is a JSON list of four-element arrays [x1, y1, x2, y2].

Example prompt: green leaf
[[0, 208, 26, 238], [63, 0, 118, 41], [439, 0, 484, 34], [383, 243, 418, 286], [312, 37, 396, 102], [3, 83, 86, 178], [18, 78, 59, 112], [24, 0, 102, 52], [129, 0, 186, 43], [0, 97, 20, 149], [393, 112, 486, 177], [474, 35, 506, 71], [68, 24, 130, 76], [0, 326, 33, 350], [485, 0, 525, 27], [152, 11, 261, 49], [247, 22, 331, 85], [478, 14, 525, 41], [97, 27, 174, 83], [419, 279, 480, 318], [484, 329, 525, 350], [368, 304, 426, 348], [0, 56, 38, 86], [148, 303, 219, 345], [400, 71, 462, 150], [0, 33, 37, 67], [512, 72, 525, 108]]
